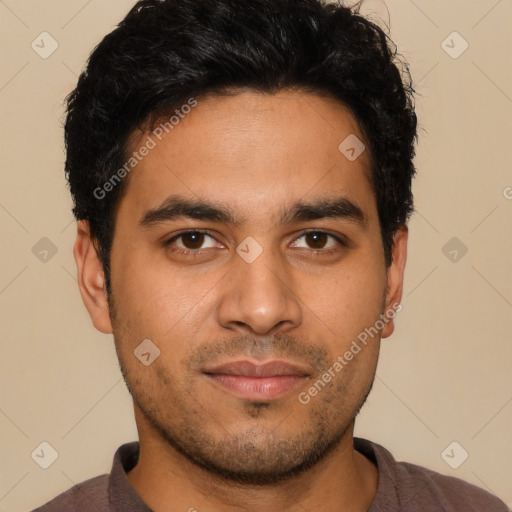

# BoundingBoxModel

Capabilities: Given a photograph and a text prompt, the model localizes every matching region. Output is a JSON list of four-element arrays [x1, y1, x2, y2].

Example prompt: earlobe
[[73, 220, 113, 334], [381, 224, 408, 339]]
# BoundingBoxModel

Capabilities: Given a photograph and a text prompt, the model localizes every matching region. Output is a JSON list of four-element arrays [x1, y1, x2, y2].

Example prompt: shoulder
[[31, 474, 110, 512], [355, 437, 509, 512], [395, 459, 509, 512]]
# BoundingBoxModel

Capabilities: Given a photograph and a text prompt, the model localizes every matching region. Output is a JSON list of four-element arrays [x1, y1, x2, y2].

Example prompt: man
[[34, 0, 508, 510]]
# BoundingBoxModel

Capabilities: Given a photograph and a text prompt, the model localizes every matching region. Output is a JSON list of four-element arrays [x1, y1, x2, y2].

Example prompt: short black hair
[[64, 0, 417, 296]]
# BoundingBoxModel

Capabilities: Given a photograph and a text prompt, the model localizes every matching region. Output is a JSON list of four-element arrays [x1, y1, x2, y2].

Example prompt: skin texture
[[74, 90, 408, 512]]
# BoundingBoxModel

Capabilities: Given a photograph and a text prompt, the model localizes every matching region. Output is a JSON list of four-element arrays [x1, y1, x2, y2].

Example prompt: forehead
[[117, 89, 376, 227]]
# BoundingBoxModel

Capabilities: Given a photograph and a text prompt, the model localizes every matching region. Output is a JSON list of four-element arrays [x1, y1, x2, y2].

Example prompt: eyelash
[[164, 229, 347, 257]]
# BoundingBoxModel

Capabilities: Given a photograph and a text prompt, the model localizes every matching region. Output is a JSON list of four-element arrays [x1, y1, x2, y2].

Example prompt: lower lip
[[205, 374, 307, 401]]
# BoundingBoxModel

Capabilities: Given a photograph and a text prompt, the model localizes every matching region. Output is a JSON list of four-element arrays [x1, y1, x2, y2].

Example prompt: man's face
[[79, 90, 406, 483]]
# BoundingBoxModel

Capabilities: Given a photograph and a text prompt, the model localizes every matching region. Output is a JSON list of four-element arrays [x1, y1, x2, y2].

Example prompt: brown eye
[[181, 232, 206, 249], [305, 232, 329, 249], [165, 231, 218, 253], [290, 230, 344, 252]]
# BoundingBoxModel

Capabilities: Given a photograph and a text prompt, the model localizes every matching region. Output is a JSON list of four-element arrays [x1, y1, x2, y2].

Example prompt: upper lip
[[203, 359, 312, 378]]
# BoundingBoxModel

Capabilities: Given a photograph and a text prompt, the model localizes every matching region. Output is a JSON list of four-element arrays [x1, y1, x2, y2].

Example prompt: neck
[[126, 408, 378, 512]]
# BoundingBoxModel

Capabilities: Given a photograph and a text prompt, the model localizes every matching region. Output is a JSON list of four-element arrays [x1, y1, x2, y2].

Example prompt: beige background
[[0, 0, 511, 510]]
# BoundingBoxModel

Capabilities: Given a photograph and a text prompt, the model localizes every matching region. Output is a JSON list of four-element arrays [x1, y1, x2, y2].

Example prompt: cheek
[[303, 257, 385, 339], [111, 246, 182, 325], [110, 247, 222, 370]]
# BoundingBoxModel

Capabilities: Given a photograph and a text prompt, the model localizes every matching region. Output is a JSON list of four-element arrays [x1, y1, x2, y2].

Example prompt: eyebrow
[[139, 194, 368, 229]]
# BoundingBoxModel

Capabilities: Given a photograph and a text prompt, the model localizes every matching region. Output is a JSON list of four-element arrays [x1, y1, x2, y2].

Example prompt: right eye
[[164, 230, 220, 255]]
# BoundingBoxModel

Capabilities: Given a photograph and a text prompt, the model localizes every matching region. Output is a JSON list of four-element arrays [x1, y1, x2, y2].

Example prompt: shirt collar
[[109, 441, 153, 512]]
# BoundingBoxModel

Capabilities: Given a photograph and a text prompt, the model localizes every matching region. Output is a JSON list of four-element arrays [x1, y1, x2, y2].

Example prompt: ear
[[73, 220, 113, 334], [381, 224, 408, 339]]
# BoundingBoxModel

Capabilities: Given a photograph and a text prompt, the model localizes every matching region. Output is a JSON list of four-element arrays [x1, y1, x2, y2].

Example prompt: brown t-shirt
[[31, 438, 509, 511]]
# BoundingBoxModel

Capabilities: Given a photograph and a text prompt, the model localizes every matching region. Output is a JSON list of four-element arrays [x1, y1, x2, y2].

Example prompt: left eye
[[290, 231, 342, 251]]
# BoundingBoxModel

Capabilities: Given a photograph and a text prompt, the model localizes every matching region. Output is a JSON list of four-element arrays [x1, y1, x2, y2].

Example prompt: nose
[[216, 246, 302, 335]]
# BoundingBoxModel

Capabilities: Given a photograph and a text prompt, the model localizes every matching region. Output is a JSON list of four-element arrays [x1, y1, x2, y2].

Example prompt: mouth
[[202, 359, 311, 401]]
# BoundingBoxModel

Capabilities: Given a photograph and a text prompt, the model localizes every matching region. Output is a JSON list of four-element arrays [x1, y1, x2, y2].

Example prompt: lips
[[204, 360, 311, 377], [203, 360, 311, 401]]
